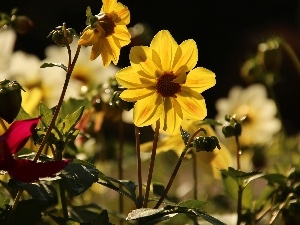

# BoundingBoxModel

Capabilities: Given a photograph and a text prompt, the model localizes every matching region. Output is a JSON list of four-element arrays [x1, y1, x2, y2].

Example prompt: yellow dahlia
[[78, 0, 131, 67], [115, 30, 216, 133]]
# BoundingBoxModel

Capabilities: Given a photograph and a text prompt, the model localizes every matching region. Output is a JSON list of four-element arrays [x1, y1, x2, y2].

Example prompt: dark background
[[1, 0, 300, 134]]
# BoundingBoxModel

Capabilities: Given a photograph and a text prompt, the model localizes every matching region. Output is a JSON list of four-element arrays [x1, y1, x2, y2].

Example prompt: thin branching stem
[[135, 126, 143, 208], [154, 127, 206, 209], [143, 120, 160, 208]]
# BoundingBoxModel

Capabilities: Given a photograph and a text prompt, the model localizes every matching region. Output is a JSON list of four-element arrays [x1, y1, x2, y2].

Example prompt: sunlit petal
[[130, 46, 162, 78], [133, 93, 163, 127], [173, 39, 198, 74], [184, 67, 216, 93], [160, 98, 183, 133], [78, 27, 102, 46], [150, 30, 178, 71], [115, 2, 130, 24], [116, 67, 156, 88], [120, 88, 156, 101], [102, 0, 117, 13], [177, 88, 207, 120]]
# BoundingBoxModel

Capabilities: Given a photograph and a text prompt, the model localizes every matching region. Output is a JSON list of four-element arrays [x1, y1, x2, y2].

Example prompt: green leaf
[[262, 173, 287, 186], [8, 180, 57, 206], [126, 208, 165, 220], [178, 199, 209, 209], [40, 62, 68, 72], [222, 173, 253, 209], [39, 101, 54, 127], [193, 210, 226, 225], [199, 118, 223, 126], [16, 106, 32, 120], [61, 106, 84, 134], [93, 210, 113, 225], [61, 161, 99, 196], [152, 183, 165, 197], [220, 167, 263, 186], [0, 192, 9, 210]]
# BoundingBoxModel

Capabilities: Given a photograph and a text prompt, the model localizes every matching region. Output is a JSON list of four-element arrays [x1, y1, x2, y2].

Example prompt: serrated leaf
[[193, 210, 226, 225], [93, 210, 113, 225], [60, 98, 91, 119], [40, 62, 68, 72], [39, 101, 54, 127], [222, 174, 253, 209], [16, 107, 32, 120], [126, 208, 165, 220], [220, 167, 262, 187], [62, 106, 84, 134], [0, 192, 9, 210], [61, 162, 99, 196], [178, 199, 209, 209], [199, 118, 223, 126], [8, 180, 57, 205]]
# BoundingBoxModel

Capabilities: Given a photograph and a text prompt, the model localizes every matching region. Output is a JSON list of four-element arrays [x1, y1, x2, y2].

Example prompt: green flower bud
[[193, 136, 220, 152], [222, 125, 236, 138], [48, 26, 76, 47], [0, 79, 24, 123]]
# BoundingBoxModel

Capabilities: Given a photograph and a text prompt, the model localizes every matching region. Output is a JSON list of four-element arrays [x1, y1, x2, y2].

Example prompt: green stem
[[143, 120, 160, 208], [236, 185, 243, 225], [135, 126, 143, 208], [59, 179, 69, 219], [33, 44, 81, 162], [235, 135, 241, 170], [118, 120, 124, 225], [191, 150, 198, 200], [154, 127, 205, 209]]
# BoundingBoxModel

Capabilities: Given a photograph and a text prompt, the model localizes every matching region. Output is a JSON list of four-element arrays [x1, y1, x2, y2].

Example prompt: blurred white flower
[[0, 28, 16, 77], [43, 36, 119, 94], [215, 84, 281, 147]]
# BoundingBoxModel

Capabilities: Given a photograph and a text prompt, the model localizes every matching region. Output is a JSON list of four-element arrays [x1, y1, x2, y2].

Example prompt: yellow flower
[[116, 30, 216, 133], [78, 0, 131, 67], [140, 120, 232, 179]]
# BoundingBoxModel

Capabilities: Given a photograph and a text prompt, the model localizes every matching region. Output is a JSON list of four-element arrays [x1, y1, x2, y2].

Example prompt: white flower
[[0, 28, 16, 77], [215, 84, 281, 147], [43, 37, 119, 93]]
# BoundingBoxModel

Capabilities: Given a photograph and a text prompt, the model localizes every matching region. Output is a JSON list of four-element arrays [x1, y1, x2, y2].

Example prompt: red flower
[[0, 118, 69, 182]]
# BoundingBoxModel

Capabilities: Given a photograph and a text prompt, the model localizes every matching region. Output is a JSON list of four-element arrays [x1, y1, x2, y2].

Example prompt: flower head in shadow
[[0, 118, 69, 182], [116, 30, 216, 134]]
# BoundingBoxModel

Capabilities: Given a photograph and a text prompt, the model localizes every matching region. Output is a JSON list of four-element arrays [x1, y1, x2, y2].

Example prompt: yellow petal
[[130, 46, 162, 79], [173, 39, 198, 75], [120, 88, 156, 101], [90, 39, 102, 60], [113, 25, 131, 46], [107, 36, 120, 62], [150, 30, 178, 71], [100, 38, 114, 67], [140, 134, 185, 156], [160, 98, 183, 134], [116, 67, 156, 88], [176, 88, 207, 120], [133, 93, 163, 127], [184, 67, 216, 93], [102, 0, 117, 13], [78, 27, 101, 46], [115, 2, 130, 25]]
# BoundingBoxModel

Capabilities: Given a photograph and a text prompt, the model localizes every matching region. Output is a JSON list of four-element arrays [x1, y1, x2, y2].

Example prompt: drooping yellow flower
[[116, 30, 216, 133], [78, 0, 131, 67], [140, 120, 232, 179]]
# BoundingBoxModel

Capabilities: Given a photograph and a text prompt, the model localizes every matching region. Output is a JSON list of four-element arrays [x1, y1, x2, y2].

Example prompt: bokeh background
[[1, 0, 300, 134]]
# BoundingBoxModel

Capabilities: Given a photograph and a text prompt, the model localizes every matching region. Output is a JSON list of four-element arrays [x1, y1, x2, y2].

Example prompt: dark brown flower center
[[97, 13, 116, 37], [156, 73, 181, 97]]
